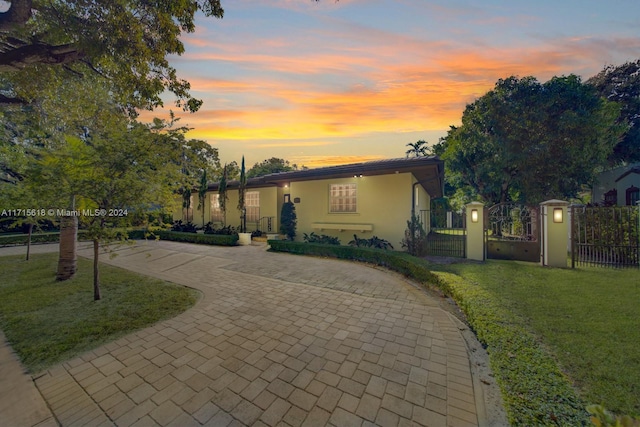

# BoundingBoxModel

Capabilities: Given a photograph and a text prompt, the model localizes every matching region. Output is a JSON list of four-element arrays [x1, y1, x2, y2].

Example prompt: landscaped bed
[[268, 240, 639, 425], [0, 253, 199, 373]]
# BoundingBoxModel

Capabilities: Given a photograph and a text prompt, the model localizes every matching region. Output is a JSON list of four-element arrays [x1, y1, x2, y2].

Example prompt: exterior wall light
[[471, 209, 479, 223], [553, 207, 563, 223]]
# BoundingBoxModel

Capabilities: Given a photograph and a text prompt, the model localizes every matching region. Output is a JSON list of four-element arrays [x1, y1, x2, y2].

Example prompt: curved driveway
[[34, 240, 481, 426]]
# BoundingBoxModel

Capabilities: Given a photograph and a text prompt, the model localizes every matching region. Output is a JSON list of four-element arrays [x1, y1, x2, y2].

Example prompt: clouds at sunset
[[143, 1, 640, 167]]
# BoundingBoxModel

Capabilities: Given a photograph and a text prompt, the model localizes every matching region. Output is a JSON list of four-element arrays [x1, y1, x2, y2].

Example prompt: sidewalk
[[0, 330, 57, 427]]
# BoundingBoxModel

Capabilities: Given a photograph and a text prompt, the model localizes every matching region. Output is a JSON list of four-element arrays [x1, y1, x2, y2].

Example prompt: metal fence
[[419, 209, 466, 258], [571, 205, 639, 268]]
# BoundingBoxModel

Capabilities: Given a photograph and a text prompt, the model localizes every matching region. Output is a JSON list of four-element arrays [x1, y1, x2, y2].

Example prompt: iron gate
[[571, 205, 639, 268], [419, 209, 466, 258], [486, 203, 540, 262]]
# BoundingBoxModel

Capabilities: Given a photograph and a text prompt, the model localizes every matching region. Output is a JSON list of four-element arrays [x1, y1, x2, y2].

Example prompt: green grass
[[429, 260, 640, 418], [0, 253, 199, 373]]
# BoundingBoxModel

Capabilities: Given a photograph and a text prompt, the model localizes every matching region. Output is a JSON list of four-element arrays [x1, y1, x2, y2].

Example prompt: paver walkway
[[3, 241, 484, 426]]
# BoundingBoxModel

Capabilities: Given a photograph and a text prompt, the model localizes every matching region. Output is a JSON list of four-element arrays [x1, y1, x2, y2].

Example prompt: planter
[[238, 232, 252, 246], [266, 233, 280, 240]]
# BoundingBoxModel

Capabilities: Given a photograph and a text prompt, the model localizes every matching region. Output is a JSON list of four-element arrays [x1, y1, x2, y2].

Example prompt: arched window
[[604, 189, 617, 206], [626, 186, 639, 206]]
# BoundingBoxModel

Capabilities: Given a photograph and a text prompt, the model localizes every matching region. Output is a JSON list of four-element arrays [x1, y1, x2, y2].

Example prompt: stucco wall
[[288, 172, 425, 248]]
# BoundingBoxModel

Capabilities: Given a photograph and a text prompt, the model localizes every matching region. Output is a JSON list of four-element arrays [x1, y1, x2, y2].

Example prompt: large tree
[[587, 60, 640, 165], [0, 0, 223, 113], [438, 75, 624, 205]]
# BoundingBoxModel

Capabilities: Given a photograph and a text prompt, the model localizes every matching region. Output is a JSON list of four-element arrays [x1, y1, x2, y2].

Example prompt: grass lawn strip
[[0, 252, 199, 373]]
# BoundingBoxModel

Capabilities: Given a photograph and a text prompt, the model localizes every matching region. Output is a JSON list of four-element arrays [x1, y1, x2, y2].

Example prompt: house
[[175, 157, 444, 248], [592, 163, 640, 206]]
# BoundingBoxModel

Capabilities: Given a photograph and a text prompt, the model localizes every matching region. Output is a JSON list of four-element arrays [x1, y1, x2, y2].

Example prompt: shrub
[[171, 220, 197, 233], [157, 230, 238, 246], [302, 232, 340, 245], [251, 230, 263, 238], [401, 215, 427, 256], [348, 234, 394, 250], [203, 222, 238, 235], [279, 201, 297, 240]]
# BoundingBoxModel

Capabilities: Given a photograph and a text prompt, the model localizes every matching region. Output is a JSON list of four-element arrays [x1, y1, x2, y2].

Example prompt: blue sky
[[143, 0, 640, 168]]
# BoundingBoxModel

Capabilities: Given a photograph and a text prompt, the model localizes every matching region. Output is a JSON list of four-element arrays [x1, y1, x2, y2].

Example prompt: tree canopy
[[246, 157, 302, 178], [587, 60, 640, 165], [405, 140, 430, 158], [437, 75, 624, 205], [0, 0, 223, 114]]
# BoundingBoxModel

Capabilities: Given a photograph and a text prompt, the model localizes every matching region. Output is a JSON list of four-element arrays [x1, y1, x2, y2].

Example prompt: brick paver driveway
[[35, 240, 480, 426]]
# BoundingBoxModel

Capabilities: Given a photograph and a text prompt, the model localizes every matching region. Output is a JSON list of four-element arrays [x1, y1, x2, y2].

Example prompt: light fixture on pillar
[[553, 207, 563, 223], [471, 209, 479, 223]]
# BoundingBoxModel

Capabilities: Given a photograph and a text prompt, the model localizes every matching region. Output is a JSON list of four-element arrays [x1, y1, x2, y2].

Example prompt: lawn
[[0, 252, 199, 373], [429, 259, 640, 418]]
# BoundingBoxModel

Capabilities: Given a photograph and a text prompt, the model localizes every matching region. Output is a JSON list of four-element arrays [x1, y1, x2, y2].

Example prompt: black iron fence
[[571, 205, 639, 268], [419, 209, 466, 258]]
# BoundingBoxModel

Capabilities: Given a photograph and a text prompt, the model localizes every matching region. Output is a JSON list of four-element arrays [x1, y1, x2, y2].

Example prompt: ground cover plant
[[0, 253, 199, 373], [268, 240, 639, 424]]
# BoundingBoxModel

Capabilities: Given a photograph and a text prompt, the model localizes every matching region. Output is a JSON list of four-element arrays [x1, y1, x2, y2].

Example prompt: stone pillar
[[540, 200, 569, 267], [466, 202, 484, 261]]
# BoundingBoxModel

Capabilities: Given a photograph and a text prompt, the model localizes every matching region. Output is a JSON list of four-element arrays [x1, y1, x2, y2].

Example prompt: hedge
[[0, 231, 90, 246], [156, 230, 238, 246], [0, 229, 239, 247], [267, 240, 588, 426]]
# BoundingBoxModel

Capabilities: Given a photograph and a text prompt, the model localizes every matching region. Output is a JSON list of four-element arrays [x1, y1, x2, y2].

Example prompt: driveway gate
[[486, 203, 540, 262]]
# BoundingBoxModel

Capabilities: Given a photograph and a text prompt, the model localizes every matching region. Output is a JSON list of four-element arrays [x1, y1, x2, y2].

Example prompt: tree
[[237, 156, 247, 232], [0, 0, 223, 114], [439, 75, 624, 205], [405, 140, 430, 158], [587, 60, 640, 165], [246, 157, 297, 178], [218, 164, 228, 225], [197, 170, 208, 228]]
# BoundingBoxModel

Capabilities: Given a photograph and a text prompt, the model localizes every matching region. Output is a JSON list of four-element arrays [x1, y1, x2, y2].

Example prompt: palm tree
[[405, 140, 431, 158]]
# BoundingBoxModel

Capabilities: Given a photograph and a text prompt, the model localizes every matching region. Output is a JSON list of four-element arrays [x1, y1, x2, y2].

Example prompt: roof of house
[[208, 156, 444, 197], [615, 166, 640, 182]]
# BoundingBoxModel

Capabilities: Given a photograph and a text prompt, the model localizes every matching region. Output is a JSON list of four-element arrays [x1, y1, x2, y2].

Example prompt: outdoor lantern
[[553, 207, 563, 223], [471, 209, 479, 223]]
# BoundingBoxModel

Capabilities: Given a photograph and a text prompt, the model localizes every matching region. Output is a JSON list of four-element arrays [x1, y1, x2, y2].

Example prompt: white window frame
[[245, 191, 260, 222], [329, 183, 357, 213]]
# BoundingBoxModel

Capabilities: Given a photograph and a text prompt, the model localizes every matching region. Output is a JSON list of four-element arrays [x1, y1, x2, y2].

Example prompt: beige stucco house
[[592, 163, 640, 206], [175, 157, 444, 248]]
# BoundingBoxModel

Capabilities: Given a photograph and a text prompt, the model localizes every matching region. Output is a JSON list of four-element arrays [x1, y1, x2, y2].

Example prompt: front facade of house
[[592, 163, 640, 206], [174, 157, 444, 249]]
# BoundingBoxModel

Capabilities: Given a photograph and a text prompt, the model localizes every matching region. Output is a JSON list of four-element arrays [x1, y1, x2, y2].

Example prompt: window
[[330, 183, 357, 213], [210, 194, 223, 222], [245, 191, 260, 222], [604, 189, 617, 206], [626, 186, 639, 206]]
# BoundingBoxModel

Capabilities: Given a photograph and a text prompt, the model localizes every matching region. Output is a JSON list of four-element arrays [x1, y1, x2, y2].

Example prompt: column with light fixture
[[540, 199, 569, 267], [465, 201, 485, 261]]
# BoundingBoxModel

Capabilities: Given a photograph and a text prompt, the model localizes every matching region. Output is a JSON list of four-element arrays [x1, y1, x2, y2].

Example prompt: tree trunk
[[56, 215, 78, 280], [26, 222, 32, 261], [93, 239, 101, 301]]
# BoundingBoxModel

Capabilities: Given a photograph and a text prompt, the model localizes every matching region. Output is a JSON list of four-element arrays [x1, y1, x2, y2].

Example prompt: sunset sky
[[147, 0, 640, 168]]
